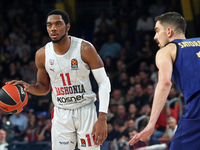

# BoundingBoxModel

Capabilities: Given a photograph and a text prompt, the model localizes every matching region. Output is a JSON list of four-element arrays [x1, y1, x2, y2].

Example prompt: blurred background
[[0, 0, 199, 150]]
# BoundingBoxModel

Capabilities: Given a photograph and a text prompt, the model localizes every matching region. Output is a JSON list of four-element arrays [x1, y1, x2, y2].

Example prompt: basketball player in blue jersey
[[128, 12, 200, 150], [6, 9, 111, 150]]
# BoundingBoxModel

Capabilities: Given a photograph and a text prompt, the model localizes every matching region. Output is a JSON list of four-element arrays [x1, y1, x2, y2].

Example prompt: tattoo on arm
[[81, 43, 88, 54]]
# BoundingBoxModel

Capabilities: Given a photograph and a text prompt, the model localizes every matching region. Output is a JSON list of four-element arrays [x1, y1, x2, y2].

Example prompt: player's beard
[[52, 33, 66, 43]]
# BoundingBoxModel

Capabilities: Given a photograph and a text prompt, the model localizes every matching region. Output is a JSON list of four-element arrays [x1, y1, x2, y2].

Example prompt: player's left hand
[[128, 123, 155, 146], [92, 113, 107, 146]]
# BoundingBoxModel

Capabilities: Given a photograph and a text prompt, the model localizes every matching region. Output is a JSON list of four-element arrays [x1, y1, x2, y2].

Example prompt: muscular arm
[[81, 41, 103, 69], [149, 44, 175, 126], [128, 43, 176, 145], [29, 47, 50, 95], [81, 41, 110, 145], [8, 47, 50, 95]]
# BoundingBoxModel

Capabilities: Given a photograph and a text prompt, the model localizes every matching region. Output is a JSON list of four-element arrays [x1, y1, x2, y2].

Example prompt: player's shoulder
[[36, 46, 45, 56], [35, 46, 45, 62], [80, 40, 96, 54], [156, 43, 177, 61], [159, 43, 177, 54]]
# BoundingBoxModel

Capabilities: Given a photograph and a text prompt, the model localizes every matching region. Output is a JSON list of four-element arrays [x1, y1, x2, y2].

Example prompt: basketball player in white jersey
[[7, 9, 111, 150]]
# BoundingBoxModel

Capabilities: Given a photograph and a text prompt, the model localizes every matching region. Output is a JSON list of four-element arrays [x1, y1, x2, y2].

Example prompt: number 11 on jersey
[[60, 73, 71, 86]]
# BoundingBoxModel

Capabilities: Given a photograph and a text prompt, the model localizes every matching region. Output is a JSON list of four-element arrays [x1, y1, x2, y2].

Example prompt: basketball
[[0, 84, 28, 114]]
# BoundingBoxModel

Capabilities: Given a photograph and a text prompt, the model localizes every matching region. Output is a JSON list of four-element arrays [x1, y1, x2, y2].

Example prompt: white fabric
[[136, 17, 154, 31], [168, 125, 177, 138], [51, 103, 100, 150], [92, 67, 111, 113], [45, 36, 96, 109], [0, 143, 8, 150], [144, 143, 167, 150]]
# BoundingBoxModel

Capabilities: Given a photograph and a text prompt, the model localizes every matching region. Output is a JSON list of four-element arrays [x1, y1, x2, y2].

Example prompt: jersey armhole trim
[[166, 41, 179, 67]]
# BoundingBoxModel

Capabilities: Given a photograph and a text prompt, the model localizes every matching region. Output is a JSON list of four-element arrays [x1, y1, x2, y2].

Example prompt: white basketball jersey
[[45, 36, 96, 109]]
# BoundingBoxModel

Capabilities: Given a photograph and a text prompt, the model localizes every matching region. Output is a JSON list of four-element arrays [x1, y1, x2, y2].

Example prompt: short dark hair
[[47, 9, 70, 24], [155, 12, 186, 34]]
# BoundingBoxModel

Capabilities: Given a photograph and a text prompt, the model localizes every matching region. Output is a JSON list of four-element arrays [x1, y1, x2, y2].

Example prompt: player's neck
[[53, 36, 71, 55], [170, 34, 186, 41]]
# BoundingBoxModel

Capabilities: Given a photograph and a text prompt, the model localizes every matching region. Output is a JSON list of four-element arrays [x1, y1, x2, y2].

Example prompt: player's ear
[[66, 23, 70, 32], [167, 27, 173, 38]]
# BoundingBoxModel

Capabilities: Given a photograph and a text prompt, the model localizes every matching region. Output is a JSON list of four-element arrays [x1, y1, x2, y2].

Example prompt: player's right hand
[[128, 123, 155, 146], [6, 80, 30, 92]]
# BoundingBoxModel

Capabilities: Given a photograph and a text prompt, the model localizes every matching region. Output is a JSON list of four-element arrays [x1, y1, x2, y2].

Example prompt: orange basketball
[[0, 84, 28, 114]]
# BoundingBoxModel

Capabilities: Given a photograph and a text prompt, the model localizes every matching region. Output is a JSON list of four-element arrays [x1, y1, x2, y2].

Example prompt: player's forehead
[[154, 21, 164, 31], [47, 14, 64, 23]]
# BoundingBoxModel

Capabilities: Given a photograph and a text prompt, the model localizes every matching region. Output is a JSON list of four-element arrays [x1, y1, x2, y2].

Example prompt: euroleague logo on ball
[[0, 106, 8, 111], [20, 86, 25, 95], [0, 84, 28, 114]]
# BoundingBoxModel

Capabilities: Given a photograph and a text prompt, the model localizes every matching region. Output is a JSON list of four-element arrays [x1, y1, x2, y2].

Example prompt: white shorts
[[51, 101, 100, 150]]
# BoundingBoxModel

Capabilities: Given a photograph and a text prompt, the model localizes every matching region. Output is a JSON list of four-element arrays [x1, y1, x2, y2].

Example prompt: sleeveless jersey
[[45, 36, 96, 109], [171, 38, 200, 104]]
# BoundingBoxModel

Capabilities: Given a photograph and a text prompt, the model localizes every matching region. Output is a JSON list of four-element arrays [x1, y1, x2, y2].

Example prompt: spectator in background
[[37, 119, 51, 142], [133, 83, 148, 110], [0, 129, 9, 150], [0, 13, 8, 33], [108, 15, 119, 34], [113, 118, 129, 141], [128, 128, 157, 150], [18, 48, 31, 70], [119, 21, 131, 43], [168, 87, 178, 100], [126, 103, 138, 120], [9, 26, 20, 48], [123, 39, 136, 60], [26, 113, 37, 129], [23, 126, 38, 142], [126, 119, 135, 131], [139, 71, 153, 88], [129, 129, 139, 150], [9, 113, 28, 140], [115, 72, 130, 95], [149, 63, 158, 86], [93, 21, 110, 52], [104, 56, 115, 78], [111, 89, 125, 105], [0, 51, 12, 77], [146, 84, 155, 106], [129, 76, 136, 89], [111, 60, 127, 89], [151, 100, 178, 140], [1, 38, 14, 59], [108, 103, 119, 124], [167, 0, 182, 13], [94, 9, 111, 34], [124, 89, 135, 106], [136, 12, 154, 37], [99, 33, 122, 61], [21, 60, 37, 83], [117, 105, 128, 121], [148, 0, 166, 18], [116, 59, 127, 73], [136, 117, 177, 150], [118, 0, 132, 22], [136, 33, 156, 64], [15, 37, 31, 59], [158, 116, 177, 142], [7, 62, 22, 80], [138, 61, 149, 73], [7, 1, 24, 21], [106, 122, 118, 141]]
